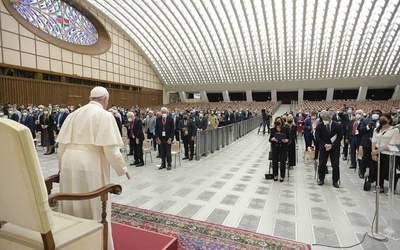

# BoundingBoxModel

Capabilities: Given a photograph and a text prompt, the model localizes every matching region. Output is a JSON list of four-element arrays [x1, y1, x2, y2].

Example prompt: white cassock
[[57, 101, 127, 250]]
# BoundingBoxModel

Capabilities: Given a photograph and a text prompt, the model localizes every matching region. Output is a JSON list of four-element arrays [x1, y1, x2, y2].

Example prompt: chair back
[[171, 141, 180, 153], [0, 119, 54, 233], [143, 139, 152, 151]]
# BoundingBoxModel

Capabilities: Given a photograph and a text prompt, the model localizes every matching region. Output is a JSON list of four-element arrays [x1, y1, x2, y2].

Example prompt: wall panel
[[0, 76, 162, 108]]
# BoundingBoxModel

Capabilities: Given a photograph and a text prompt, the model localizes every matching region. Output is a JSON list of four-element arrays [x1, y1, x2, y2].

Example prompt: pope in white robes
[[57, 86, 130, 250]]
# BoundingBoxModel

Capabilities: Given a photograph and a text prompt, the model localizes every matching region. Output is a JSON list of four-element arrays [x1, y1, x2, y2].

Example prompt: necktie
[[352, 122, 357, 136], [162, 117, 166, 125], [326, 123, 330, 133]]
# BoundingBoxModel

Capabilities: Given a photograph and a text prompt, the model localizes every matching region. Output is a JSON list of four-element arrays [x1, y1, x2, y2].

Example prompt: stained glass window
[[11, 0, 98, 45]]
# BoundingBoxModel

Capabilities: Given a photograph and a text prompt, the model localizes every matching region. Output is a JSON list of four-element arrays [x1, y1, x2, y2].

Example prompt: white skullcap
[[90, 86, 108, 98]]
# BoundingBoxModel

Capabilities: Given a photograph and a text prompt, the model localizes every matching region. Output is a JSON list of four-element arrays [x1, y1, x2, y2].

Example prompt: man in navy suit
[[315, 111, 343, 188], [55, 104, 69, 135], [20, 108, 35, 138], [179, 111, 197, 160], [156, 107, 175, 170], [128, 110, 145, 167]]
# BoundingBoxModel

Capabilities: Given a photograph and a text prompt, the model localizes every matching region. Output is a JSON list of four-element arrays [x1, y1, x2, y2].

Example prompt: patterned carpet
[[111, 203, 311, 250]]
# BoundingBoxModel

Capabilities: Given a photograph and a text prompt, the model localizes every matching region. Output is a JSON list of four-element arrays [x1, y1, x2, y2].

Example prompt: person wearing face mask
[[195, 111, 208, 131], [127, 111, 145, 167], [206, 110, 219, 130], [35, 105, 45, 133], [304, 111, 317, 150], [156, 107, 175, 170], [269, 117, 290, 182], [346, 110, 364, 170], [55, 104, 69, 135], [7, 106, 19, 122], [285, 115, 297, 169], [338, 107, 352, 161], [371, 113, 400, 193], [145, 111, 157, 151], [179, 111, 197, 160], [19, 108, 35, 138], [39, 107, 55, 155], [358, 110, 382, 180], [315, 111, 343, 188], [170, 110, 181, 142]]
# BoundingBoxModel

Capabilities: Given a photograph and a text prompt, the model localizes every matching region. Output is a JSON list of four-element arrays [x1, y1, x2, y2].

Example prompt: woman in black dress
[[269, 116, 290, 182], [40, 107, 55, 155]]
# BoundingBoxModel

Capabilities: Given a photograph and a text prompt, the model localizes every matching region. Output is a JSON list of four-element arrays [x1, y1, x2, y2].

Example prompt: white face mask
[[162, 114, 167, 118], [371, 114, 379, 120], [347, 109, 353, 114], [43, 111, 49, 114], [128, 118, 133, 122], [39, 108, 43, 112], [60, 108, 65, 113], [355, 114, 362, 119], [22, 113, 28, 116], [323, 120, 330, 125]]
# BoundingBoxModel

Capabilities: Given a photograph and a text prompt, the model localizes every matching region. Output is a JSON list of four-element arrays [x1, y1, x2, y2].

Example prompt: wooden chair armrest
[[48, 184, 122, 206], [44, 174, 60, 195]]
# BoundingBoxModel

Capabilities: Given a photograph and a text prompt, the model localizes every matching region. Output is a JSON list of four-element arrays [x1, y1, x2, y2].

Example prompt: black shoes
[[349, 166, 356, 169], [359, 173, 364, 179], [156, 155, 160, 158], [158, 165, 166, 170], [332, 182, 339, 188], [167, 166, 171, 171], [318, 180, 324, 186], [182, 157, 189, 160], [189, 157, 193, 161], [130, 161, 139, 166], [136, 163, 144, 167]]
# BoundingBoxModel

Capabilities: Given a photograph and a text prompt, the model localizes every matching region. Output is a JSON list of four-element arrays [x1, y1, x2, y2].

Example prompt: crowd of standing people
[[268, 104, 400, 193]]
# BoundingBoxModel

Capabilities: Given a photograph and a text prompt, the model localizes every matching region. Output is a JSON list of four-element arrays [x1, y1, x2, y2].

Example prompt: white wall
[[0, 0, 162, 90]]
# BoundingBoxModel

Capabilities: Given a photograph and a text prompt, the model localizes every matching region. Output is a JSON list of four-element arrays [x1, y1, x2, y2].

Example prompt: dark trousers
[[133, 139, 144, 163], [318, 148, 340, 183], [287, 141, 296, 167], [350, 136, 359, 167], [160, 141, 172, 167], [272, 147, 287, 178], [342, 132, 349, 157], [182, 136, 194, 158], [304, 135, 314, 149], [174, 131, 180, 142], [361, 146, 372, 176]]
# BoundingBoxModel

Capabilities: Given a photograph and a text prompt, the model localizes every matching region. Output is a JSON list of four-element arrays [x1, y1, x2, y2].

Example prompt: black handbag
[[363, 176, 371, 191]]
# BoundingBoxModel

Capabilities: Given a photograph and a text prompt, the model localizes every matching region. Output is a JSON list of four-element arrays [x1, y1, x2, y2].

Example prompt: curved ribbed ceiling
[[85, 0, 400, 85]]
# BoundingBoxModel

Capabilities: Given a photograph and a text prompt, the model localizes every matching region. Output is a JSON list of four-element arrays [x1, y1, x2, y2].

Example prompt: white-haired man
[[155, 107, 175, 170], [345, 109, 364, 171], [57, 86, 130, 250]]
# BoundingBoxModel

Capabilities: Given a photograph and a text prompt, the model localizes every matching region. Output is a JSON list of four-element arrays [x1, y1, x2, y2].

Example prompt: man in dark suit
[[128, 111, 145, 166], [358, 110, 381, 180], [346, 109, 364, 170], [156, 107, 175, 170], [7, 106, 19, 122], [315, 111, 343, 188], [195, 111, 207, 131], [55, 104, 69, 135], [338, 107, 352, 160], [171, 111, 181, 142], [179, 111, 197, 160], [20, 108, 35, 138]]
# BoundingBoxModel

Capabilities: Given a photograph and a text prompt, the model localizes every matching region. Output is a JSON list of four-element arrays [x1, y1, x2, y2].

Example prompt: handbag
[[268, 151, 272, 160], [363, 176, 371, 191]]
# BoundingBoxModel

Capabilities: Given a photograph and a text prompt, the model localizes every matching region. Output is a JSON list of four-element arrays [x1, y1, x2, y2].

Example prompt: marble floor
[[39, 115, 400, 250]]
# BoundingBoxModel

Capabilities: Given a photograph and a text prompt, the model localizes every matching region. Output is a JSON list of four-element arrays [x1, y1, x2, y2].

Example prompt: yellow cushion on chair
[[0, 212, 102, 250]]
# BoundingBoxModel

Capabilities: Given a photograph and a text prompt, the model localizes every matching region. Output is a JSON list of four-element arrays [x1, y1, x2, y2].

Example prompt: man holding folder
[[315, 111, 343, 188]]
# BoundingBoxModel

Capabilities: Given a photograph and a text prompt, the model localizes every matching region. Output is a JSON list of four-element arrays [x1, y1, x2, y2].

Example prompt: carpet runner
[[111, 203, 311, 250]]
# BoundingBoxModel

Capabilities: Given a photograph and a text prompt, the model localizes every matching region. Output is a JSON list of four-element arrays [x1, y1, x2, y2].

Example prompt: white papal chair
[[0, 119, 122, 250]]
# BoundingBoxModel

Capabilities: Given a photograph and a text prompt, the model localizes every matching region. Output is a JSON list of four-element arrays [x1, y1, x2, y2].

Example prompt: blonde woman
[[39, 107, 55, 155]]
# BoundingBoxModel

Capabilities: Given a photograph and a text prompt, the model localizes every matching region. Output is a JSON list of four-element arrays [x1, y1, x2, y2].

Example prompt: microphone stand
[[367, 124, 398, 240]]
